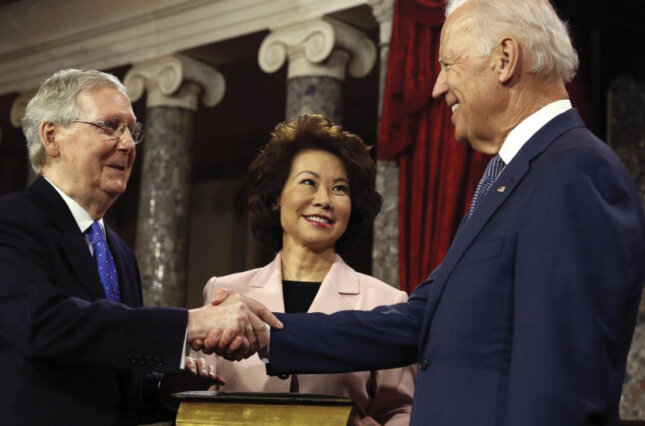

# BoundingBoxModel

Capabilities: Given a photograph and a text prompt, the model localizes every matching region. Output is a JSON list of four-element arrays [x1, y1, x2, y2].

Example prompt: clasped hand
[[186, 289, 282, 361]]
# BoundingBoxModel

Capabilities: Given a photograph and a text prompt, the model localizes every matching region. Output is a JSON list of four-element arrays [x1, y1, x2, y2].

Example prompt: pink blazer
[[195, 253, 416, 425]]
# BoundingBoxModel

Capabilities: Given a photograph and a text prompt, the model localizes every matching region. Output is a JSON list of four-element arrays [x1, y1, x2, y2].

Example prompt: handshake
[[186, 289, 282, 361]]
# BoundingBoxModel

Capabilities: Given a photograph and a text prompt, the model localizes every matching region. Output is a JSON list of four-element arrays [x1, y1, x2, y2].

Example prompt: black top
[[282, 280, 322, 313]]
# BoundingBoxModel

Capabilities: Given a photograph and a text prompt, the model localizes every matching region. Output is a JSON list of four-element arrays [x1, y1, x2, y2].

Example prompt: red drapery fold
[[378, 0, 488, 293]]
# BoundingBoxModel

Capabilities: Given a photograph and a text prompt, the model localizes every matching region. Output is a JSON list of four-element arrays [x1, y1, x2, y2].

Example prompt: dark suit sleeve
[[504, 147, 645, 424], [268, 278, 432, 374], [0, 199, 188, 373]]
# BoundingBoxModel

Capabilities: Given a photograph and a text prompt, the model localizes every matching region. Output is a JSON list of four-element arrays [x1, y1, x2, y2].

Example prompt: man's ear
[[39, 121, 60, 157], [493, 36, 521, 84]]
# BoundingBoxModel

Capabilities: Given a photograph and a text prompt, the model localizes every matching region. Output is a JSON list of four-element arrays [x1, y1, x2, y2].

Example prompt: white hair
[[445, 0, 579, 82], [21, 69, 127, 173]]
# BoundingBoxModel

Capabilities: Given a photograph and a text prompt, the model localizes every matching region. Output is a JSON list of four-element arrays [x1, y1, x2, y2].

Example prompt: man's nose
[[432, 69, 448, 99], [117, 129, 136, 151]]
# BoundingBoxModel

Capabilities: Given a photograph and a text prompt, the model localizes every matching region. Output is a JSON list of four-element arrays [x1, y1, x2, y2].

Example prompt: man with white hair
[[0, 69, 280, 425], [207, 0, 645, 424]]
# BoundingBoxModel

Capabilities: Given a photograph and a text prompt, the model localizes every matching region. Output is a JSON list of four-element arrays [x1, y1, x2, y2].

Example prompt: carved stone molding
[[367, 0, 395, 46], [124, 54, 225, 110], [0, 0, 367, 95], [258, 17, 376, 80]]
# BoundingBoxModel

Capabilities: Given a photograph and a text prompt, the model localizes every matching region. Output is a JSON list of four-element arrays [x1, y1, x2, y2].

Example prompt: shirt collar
[[43, 177, 105, 235], [498, 99, 572, 165]]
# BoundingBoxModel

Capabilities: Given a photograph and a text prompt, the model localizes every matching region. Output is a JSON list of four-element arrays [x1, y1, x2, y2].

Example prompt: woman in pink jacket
[[192, 114, 415, 425]]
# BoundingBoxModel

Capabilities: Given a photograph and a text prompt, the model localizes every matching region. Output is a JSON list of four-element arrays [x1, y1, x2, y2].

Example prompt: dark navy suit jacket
[[0, 177, 187, 425], [268, 110, 645, 426]]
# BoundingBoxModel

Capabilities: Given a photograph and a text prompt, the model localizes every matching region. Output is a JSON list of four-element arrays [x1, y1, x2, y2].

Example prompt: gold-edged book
[[174, 391, 355, 426]]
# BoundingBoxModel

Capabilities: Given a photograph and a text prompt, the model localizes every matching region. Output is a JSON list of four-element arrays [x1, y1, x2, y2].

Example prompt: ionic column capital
[[124, 54, 225, 111], [367, 0, 395, 46], [258, 17, 376, 81]]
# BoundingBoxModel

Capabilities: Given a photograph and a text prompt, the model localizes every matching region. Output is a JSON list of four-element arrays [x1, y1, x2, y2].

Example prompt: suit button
[[278, 374, 290, 380], [418, 359, 429, 370]]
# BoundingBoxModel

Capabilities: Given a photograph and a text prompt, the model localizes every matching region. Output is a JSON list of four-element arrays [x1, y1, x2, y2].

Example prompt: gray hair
[[22, 69, 127, 173], [445, 0, 579, 82]]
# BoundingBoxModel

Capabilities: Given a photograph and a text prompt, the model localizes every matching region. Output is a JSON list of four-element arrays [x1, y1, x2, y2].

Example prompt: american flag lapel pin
[[497, 185, 506, 193]]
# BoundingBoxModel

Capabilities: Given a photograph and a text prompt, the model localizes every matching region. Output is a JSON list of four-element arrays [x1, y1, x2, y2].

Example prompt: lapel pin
[[497, 186, 506, 193]]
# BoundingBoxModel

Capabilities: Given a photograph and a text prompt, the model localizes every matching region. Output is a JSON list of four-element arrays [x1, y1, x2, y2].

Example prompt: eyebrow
[[294, 170, 349, 183], [295, 170, 319, 179]]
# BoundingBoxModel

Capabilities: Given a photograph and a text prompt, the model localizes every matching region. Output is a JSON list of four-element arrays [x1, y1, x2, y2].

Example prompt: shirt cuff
[[179, 330, 188, 369], [260, 323, 271, 364]]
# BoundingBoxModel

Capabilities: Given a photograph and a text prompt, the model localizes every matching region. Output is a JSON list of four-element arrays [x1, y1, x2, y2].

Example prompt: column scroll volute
[[124, 54, 225, 111], [258, 18, 376, 81]]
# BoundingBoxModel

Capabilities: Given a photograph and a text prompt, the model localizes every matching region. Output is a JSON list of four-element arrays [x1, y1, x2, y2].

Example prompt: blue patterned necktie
[[87, 222, 120, 302], [467, 155, 506, 217]]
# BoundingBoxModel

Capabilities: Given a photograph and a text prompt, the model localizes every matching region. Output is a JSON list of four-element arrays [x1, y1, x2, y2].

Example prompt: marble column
[[124, 55, 225, 307], [610, 77, 645, 420], [368, 0, 395, 120], [368, 0, 400, 287], [10, 91, 38, 185], [258, 17, 376, 124]]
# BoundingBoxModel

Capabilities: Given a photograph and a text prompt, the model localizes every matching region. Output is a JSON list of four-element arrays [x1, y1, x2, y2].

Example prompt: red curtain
[[378, 0, 488, 293]]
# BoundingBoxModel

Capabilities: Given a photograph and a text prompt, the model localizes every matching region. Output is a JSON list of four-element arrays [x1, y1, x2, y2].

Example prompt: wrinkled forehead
[[439, 8, 477, 56], [76, 86, 135, 119]]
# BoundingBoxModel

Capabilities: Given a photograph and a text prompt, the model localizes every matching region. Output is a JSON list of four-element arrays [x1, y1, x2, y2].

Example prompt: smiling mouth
[[451, 103, 460, 113], [304, 215, 334, 227]]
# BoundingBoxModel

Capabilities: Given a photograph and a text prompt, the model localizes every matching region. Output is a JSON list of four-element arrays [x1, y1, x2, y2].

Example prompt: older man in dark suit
[[206, 0, 645, 425], [0, 69, 280, 425]]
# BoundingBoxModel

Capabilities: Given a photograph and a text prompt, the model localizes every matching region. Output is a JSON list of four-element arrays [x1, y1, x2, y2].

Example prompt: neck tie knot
[[467, 155, 505, 217], [87, 222, 120, 302]]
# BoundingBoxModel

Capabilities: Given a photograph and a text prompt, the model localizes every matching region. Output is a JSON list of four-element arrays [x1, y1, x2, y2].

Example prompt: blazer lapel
[[248, 253, 287, 312], [308, 255, 359, 314], [26, 177, 106, 301], [418, 109, 587, 349]]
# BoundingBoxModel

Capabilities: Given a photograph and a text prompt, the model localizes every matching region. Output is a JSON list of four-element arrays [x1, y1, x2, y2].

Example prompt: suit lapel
[[418, 109, 586, 349], [26, 177, 106, 301], [106, 226, 139, 306], [60, 225, 106, 301]]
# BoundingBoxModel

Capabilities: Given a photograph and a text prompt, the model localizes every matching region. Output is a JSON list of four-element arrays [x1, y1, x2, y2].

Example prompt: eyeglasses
[[73, 118, 144, 144]]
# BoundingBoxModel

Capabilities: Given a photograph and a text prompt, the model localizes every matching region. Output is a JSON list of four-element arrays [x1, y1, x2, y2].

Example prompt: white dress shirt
[[44, 177, 105, 254], [498, 99, 572, 164]]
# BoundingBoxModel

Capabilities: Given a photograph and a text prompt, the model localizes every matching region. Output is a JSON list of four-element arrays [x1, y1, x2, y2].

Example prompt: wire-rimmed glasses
[[73, 118, 144, 144]]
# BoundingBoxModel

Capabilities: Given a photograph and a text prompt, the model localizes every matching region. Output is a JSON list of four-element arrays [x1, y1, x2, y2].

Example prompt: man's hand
[[187, 289, 282, 360]]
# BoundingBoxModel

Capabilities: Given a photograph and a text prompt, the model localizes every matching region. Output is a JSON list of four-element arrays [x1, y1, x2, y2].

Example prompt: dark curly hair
[[247, 114, 382, 255]]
